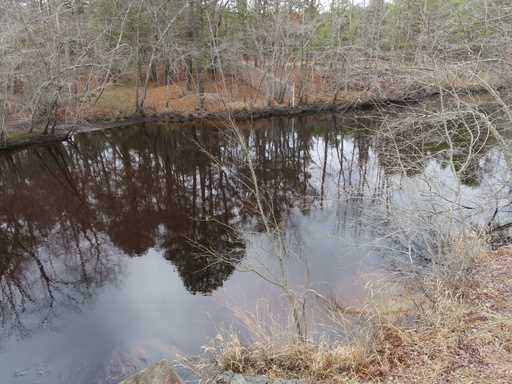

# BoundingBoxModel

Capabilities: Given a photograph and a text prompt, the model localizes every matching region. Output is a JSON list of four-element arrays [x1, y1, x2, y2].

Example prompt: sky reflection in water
[[0, 114, 510, 383]]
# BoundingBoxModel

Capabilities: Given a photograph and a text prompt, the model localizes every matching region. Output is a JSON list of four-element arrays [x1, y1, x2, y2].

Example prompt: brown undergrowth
[[387, 245, 512, 384], [5, 60, 502, 134], [207, 237, 512, 383]]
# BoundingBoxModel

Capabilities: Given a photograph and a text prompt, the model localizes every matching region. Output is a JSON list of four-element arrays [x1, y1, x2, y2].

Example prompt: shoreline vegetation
[[195, 240, 512, 384], [0, 81, 506, 151]]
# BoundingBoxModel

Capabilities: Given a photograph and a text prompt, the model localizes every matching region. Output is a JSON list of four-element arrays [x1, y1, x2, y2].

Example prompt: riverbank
[[381, 244, 512, 383], [0, 83, 504, 152], [203, 240, 512, 384]]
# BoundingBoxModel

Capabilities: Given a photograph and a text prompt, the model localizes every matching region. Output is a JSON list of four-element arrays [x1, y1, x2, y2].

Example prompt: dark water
[[0, 113, 510, 383]]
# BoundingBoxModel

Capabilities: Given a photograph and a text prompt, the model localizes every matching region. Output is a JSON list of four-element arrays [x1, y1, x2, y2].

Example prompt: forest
[[0, 0, 510, 143]]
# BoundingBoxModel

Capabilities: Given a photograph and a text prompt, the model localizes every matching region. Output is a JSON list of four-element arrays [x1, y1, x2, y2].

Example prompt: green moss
[[7, 132, 34, 141]]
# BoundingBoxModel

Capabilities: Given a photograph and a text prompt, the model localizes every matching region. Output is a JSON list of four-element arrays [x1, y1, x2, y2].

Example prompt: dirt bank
[[0, 84, 500, 152]]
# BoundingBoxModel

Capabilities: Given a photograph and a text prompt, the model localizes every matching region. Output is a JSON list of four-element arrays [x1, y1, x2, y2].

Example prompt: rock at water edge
[[119, 360, 183, 384]]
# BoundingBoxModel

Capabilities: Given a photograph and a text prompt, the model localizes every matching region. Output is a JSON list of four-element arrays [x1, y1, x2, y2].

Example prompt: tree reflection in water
[[0, 113, 497, 342]]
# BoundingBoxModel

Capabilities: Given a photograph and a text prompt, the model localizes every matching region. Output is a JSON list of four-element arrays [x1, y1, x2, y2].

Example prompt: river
[[0, 112, 510, 383]]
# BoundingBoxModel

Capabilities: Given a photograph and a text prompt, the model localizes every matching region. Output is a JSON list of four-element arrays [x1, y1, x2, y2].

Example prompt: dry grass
[[205, 236, 512, 383], [384, 245, 512, 383], [92, 78, 267, 116], [216, 336, 374, 381]]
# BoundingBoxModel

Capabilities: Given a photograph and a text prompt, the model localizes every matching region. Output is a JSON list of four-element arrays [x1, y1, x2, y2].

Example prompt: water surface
[[0, 113, 510, 383]]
